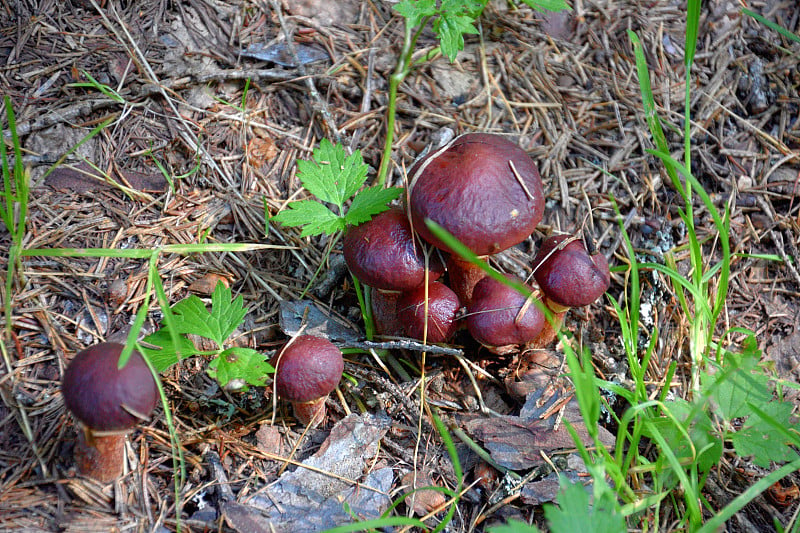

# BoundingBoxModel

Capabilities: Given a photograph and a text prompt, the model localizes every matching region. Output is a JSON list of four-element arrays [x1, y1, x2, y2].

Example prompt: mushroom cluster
[[342, 132, 610, 352]]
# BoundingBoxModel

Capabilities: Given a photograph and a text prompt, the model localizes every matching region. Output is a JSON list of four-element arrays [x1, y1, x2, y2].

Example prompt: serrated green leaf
[[544, 475, 624, 533], [139, 328, 197, 372], [517, 0, 572, 12], [211, 283, 248, 342], [207, 347, 273, 389], [435, 13, 479, 62], [443, 0, 486, 19], [643, 399, 722, 478], [167, 283, 246, 348], [732, 401, 798, 467], [271, 199, 344, 237], [345, 186, 403, 227], [296, 139, 368, 209], [704, 364, 771, 421], [394, 0, 436, 28]]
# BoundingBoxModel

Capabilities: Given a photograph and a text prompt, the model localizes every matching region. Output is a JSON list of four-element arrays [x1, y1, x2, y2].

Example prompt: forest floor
[[1, 0, 799, 531]]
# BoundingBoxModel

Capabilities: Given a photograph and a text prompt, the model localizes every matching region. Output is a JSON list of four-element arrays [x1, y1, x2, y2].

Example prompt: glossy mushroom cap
[[466, 275, 546, 354], [397, 281, 461, 343], [532, 234, 610, 310], [62, 342, 158, 432], [343, 206, 443, 291], [407, 133, 544, 256], [273, 335, 343, 403]]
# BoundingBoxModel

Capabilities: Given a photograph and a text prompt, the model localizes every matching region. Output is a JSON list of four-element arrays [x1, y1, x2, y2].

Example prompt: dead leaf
[[279, 300, 360, 343], [400, 471, 447, 516], [45, 163, 112, 194], [247, 136, 279, 168], [224, 413, 393, 532], [189, 273, 230, 295], [462, 406, 614, 470]]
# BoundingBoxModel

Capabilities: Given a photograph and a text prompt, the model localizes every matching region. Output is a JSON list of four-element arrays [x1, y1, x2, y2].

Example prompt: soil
[[1, 0, 799, 531]]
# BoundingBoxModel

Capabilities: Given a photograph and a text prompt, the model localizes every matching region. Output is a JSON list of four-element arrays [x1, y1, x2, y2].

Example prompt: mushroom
[[342, 205, 443, 336], [397, 280, 461, 343], [466, 275, 547, 354], [531, 234, 610, 313], [406, 133, 544, 303], [342, 206, 442, 291], [61, 342, 158, 482], [272, 335, 344, 427]]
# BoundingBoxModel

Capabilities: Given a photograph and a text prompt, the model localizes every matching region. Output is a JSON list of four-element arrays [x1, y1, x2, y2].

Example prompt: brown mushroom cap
[[272, 335, 344, 403], [407, 133, 544, 256], [397, 281, 461, 343], [343, 206, 443, 291], [466, 275, 546, 352], [62, 342, 158, 432], [532, 234, 610, 309]]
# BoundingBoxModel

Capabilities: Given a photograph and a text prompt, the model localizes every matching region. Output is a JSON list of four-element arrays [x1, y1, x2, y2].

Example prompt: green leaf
[[207, 347, 273, 389], [271, 200, 345, 237], [140, 328, 196, 372], [271, 140, 391, 237], [731, 401, 798, 468], [434, 12, 480, 62], [544, 475, 625, 533], [394, 0, 436, 29], [296, 139, 368, 209], [516, 0, 571, 12], [703, 354, 771, 421], [345, 186, 403, 227], [139, 281, 248, 372], [643, 399, 722, 478], [168, 283, 247, 348]]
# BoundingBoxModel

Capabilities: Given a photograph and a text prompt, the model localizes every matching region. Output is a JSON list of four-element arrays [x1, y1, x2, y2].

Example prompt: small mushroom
[[61, 342, 158, 482], [272, 335, 344, 427], [397, 281, 461, 343], [342, 205, 443, 291], [406, 133, 544, 303], [532, 234, 610, 312], [466, 275, 546, 354], [342, 206, 444, 336]]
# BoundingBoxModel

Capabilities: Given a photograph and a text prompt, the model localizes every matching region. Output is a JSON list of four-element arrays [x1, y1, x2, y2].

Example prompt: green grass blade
[[697, 457, 800, 533], [742, 8, 800, 44], [628, 31, 681, 194], [685, 0, 701, 67], [40, 117, 115, 181]]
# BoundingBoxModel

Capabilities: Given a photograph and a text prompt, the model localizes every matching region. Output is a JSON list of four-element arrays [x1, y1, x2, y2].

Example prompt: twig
[[342, 339, 464, 357]]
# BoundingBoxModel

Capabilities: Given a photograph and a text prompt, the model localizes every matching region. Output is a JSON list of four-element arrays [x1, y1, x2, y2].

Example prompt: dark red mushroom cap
[[62, 342, 158, 432], [397, 281, 461, 343], [467, 275, 546, 350], [343, 206, 443, 291], [272, 335, 344, 403], [532, 234, 611, 309], [407, 133, 544, 256]]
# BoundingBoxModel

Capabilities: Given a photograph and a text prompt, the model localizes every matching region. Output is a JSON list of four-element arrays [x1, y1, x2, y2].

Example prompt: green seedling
[[270, 139, 402, 332], [376, 0, 570, 186], [140, 281, 273, 391], [271, 139, 401, 236]]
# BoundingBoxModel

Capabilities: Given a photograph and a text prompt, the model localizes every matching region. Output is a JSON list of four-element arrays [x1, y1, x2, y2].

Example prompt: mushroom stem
[[290, 397, 328, 428], [530, 310, 566, 349], [73, 427, 125, 483], [371, 288, 404, 337], [445, 254, 487, 305]]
